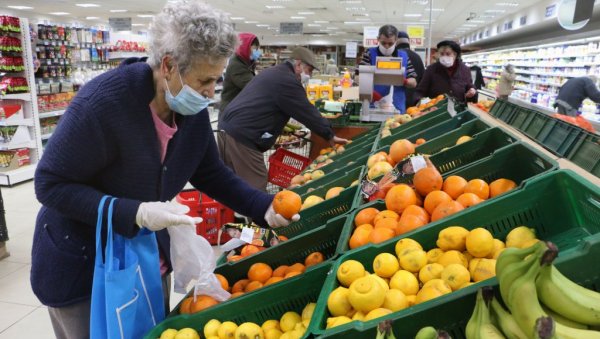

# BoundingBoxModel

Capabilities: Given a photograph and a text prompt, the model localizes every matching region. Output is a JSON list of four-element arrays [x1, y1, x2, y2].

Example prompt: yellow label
[[407, 26, 425, 38], [376, 60, 402, 69]]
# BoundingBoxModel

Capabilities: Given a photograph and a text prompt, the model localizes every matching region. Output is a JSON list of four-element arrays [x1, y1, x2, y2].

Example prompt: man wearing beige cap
[[218, 47, 348, 192]]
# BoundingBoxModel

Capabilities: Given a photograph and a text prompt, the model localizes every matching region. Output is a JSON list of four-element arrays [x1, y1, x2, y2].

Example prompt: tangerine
[[385, 184, 418, 214], [396, 214, 426, 236], [373, 210, 400, 225], [423, 190, 453, 215], [349, 229, 371, 249], [179, 297, 193, 314], [190, 295, 219, 313], [464, 179, 490, 200], [287, 262, 306, 274], [443, 176, 468, 199], [415, 138, 426, 145], [389, 139, 415, 163], [230, 292, 244, 298], [284, 271, 302, 279], [231, 279, 250, 293], [264, 276, 284, 286], [456, 193, 484, 208], [489, 178, 517, 198], [413, 167, 443, 196], [240, 245, 261, 257], [244, 280, 264, 292], [369, 227, 396, 244], [305, 251, 325, 267], [247, 263, 273, 283], [273, 190, 302, 219], [228, 255, 243, 262], [354, 207, 379, 227], [272, 265, 289, 278], [374, 218, 398, 231], [431, 201, 465, 222], [214, 273, 230, 292], [402, 205, 430, 224]]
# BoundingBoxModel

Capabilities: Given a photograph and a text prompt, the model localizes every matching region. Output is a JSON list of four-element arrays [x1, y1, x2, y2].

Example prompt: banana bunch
[[376, 320, 396, 339], [465, 241, 600, 339], [414, 326, 451, 339]]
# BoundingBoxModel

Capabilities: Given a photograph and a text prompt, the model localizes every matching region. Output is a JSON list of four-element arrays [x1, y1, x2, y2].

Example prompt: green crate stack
[[145, 263, 333, 339], [415, 119, 492, 155], [310, 169, 600, 338], [303, 141, 374, 175], [535, 114, 583, 157], [520, 107, 553, 139], [292, 166, 364, 199], [488, 99, 517, 122], [567, 130, 600, 177], [304, 149, 371, 180], [377, 107, 453, 148]]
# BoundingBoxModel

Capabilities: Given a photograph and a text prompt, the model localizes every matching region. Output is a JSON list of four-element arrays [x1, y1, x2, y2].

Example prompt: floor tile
[[2, 230, 33, 264], [0, 265, 40, 307], [0, 301, 37, 333], [0, 261, 26, 279], [0, 306, 53, 339]]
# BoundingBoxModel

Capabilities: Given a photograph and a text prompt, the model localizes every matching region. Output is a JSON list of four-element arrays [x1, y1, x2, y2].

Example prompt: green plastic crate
[[415, 119, 492, 155], [311, 169, 600, 338], [506, 106, 533, 130], [377, 108, 453, 148], [521, 108, 552, 139], [292, 166, 364, 198], [306, 150, 371, 179], [145, 264, 333, 339], [488, 99, 517, 122], [303, 142, 373, 175], [567, 130, 600, 178], [534, 114, 583, 157]]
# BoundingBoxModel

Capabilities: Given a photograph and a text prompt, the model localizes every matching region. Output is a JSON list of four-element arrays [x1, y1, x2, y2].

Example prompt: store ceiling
[[6, 0, 541, 45]]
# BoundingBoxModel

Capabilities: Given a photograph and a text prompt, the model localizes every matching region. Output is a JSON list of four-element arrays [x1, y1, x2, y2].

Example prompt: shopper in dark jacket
[[397, 31, 425, 106], [468, 63, 485, 103], [415, 40, 476, 103], [32, 3, 296, 338], [218, 47, 348, 191], [219, 32, 260, 114], [555, 75, 600, 116]]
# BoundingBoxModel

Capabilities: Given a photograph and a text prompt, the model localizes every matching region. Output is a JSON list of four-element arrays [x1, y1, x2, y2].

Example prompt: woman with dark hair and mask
[[414, 40, 477, 103]]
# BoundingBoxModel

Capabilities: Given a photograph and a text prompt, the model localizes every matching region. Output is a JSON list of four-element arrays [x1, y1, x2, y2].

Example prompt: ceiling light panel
[[244, 20, 258, 23], [109, 9, 127, 13], [75, 3, 100, 7], [485, 9, 506, 13], [496, 2, 518, 6], [345, 7, 366, 11], [7, 5, 33, 10], [50, 12, 70, 15], [298, 11, 315, 15], [290, 16, 305, 19], [425, 8, 444, 11], [137, 14, 154, 18], [404, 14, 422, 17], [314, 20, 329, 23], [339, 0, 362, 3], [86, 16, 99, 19], [265, 5, 285, 9], [230, 17, 245, 20], [256, 24, 269, 27], [307, 23, 321, 27]]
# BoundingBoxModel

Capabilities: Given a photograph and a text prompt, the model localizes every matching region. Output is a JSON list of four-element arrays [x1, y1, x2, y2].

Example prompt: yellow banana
[[490, 297, 528, 339]]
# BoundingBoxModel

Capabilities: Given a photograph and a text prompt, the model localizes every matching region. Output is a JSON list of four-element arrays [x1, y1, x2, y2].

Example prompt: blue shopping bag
[[90, 196, 165, 339]]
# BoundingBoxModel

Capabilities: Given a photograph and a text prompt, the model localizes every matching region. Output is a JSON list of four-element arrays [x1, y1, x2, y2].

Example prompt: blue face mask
[[250, 48, 262, 61], [164, 71, 211, 116]]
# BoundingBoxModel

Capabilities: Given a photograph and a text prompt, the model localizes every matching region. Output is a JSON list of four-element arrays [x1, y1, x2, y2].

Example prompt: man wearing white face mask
[[219, 47, 348, 192], [360, 25, 418, 113]]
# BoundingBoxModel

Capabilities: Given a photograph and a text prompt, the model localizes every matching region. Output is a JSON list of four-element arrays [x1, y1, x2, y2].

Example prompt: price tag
[[44, 40, 49, 46], [410, 156, 428, 173], [240, 227, 255, 244], [448, 97, 457, 117]]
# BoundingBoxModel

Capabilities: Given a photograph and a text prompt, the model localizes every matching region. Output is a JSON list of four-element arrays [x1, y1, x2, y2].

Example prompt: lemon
[[466, 228, 494, 258], [406, 294, 417, 306], [437, 250, 468, 268], [208, 337, 221, 339], [436, 226, 470, 251], [261, 320, 280, 332], [399, 249, 427, 272], [234, 323, 264, 339], [326, 316, 353, 329], [487, 239, 506, 259], [348, 276, 386, 313], [288, 329, 304, 339], [394, 238, 423, 257], [468, 258, 481, 277], [426, 248, 445, 264], [456, 136, 473, 145], [370, 274, 390, 292], [365, 308, 393, 321], [160, 329, 178, 339], [218, 322, 238, 339], [505, 226, 536, 248], [441, 264, 471, 291], [294, 322, 306, 335], [418, 263, 444, 284], [204, 319, 222, 338], [382, 289, 408, 312], [337, 260, 366, 287], [264, 328, 283, 339], [175, 328, 200, 339], [472, 258, 496, 282], [280, 312, 302, 333], [389, 270, 420, 296], [301, 302, 316, 322], [352, 311, 366, 321], [462, 250, 474, 263], [327, 286, 352, 316], [373, 253, 400, 278], [415, 279, 452, 304]]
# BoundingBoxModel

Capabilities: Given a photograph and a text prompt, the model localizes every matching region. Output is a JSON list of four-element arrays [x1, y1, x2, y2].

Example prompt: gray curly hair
[[147, 1, 237, 74]]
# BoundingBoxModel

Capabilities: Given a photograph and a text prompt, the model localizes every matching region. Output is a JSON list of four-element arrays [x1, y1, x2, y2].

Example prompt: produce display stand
[[311, 170, 600, 338]]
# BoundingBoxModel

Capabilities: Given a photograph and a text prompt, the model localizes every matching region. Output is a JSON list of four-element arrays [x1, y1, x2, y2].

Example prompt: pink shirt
[[150, 106, 177, 275]]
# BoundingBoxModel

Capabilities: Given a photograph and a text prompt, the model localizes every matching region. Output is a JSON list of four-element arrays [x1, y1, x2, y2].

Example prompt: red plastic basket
[[268, 147, 311, 188], [175, 190, 234, 245]]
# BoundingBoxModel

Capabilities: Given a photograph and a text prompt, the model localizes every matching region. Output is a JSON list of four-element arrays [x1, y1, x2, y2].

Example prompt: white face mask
[[378, 44, 395, 56], [439, 56, 455, 68], [301, 72, 310, 83]]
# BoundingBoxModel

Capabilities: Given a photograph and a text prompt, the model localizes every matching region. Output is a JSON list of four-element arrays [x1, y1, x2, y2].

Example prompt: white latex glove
[[135, 201, 203, 232], [264, 204, 300, 228]]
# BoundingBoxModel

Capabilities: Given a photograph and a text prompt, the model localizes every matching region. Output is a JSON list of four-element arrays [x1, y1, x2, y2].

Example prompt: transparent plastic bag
[[167, 225, 230, 301]]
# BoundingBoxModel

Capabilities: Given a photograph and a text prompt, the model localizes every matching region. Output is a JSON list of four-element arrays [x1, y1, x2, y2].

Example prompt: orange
[[406, 107, 419, 115], [431, 201, 465, 222], [247, 263, 273, 283], [228, 255, 243, 262], [443, 176, 468, 199], [278, 235, 289, 241], [413, 167, 443, 196], [436, 94, 444, 101], [190, 295, 219, 313], [355, 224, 374, 233], [244, 280, 264, 292], [230, 292, 244, 298], [272, 265, 289, 278], [287, 263, 306, 274], [284, 271, 302, 279], [402, 205, 430, 224], [456, 193, 484, 208], [423, 190, 453, 215], [354, 207, 380, 227], [231, 279, 250, 293], [373, 210, 400, 226], [415, 138, 426, 145], [349, 229, 371, 249], [414, 190, 424, 207], [489, 178, 517, 198], [215, 273, 230, 292], [389, 139, 415, 163], [305, 251, 325, 267], [375, 218, 398, 231], [385, 184, 418, 214], [179, 297, 193, 314], [273, 190, 302, 219], [241, 245, 261, 257], [264, 276, 284, 286], [464, 179, 490, 200], [396, 214, 427, 235], [369, 227, 396, 244]]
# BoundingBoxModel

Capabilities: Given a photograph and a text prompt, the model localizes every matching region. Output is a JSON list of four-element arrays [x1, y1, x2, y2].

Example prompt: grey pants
[[555, 99, 578, 117], [217, 131, 268, 192], [48, 274, 171, 339]]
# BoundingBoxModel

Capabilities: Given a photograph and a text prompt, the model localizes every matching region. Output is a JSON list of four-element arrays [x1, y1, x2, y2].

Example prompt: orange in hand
[[273, 190, 302, 219]]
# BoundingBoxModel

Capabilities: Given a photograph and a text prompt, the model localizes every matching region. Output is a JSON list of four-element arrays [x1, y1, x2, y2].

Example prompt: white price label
[[410, 156, 428, 173], [240, 227, 255, 244]]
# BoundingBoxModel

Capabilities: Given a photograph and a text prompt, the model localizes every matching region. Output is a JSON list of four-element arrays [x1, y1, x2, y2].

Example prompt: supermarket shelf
[[0, 93, 31, 101], [478, 88, 496, 99], [514, 85, 558, 96], [0, 118, 33, 126], [41, 133, 52, 140], [483, 74, 499, 79], [517, 70, 582, 78], [0, 164, 36, 186], [0, 139, 35, 151], [108, 52, 148, 60], [38, 109, 65, 119], [515, 78, 562, 87]]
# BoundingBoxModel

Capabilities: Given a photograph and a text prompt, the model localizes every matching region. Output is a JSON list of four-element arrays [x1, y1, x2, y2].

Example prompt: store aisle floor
[[0, 180, 217, 338]]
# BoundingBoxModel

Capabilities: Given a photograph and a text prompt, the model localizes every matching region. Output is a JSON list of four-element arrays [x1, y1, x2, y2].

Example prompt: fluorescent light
[[256, 24, 269, 27], [344, 21, 365, 25], [265, 5, 285, 9], [425, 8, 444, 11], [462, 24, 477, 27], [479, 15, 496, 18], [132, 24, 145, 27], [137, 14, 154, 18], [314, 20, 329, 23], [86, 16, 99, 20], [7, 5, 33, 10], [244, 21, 258, 24], [298, 11, 315, 15], [109, 9, 127, 12], [319, 29, 332, 32], [485, 9, 506, 13], [468, 20, 485, 23], [404, 14, 422, 17], [307, 23, 321, 27], [339, 0, 362, 3], [76, 3, 100, 7], [230, 17, 244, 20], [290, 16, 306, 19], [50, 12, 70, 15], [345, 7, 366, 11], [496, 2, 518, 6]]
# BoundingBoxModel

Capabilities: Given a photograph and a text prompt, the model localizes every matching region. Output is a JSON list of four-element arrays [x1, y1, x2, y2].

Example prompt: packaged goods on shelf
[[0, 148, 29, 170], [0, 76, 28, 94], [0, 36, 22, 52], [0, 16, 20, 33]]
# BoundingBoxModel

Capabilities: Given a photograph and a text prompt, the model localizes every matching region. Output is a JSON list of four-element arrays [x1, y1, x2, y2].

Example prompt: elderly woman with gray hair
[[31, 2, 296, 338], [497, 64, 517, 100]]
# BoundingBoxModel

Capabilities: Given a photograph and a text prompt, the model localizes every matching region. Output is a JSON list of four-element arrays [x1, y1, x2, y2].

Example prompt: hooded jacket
[[219, 32, 258, 114]]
